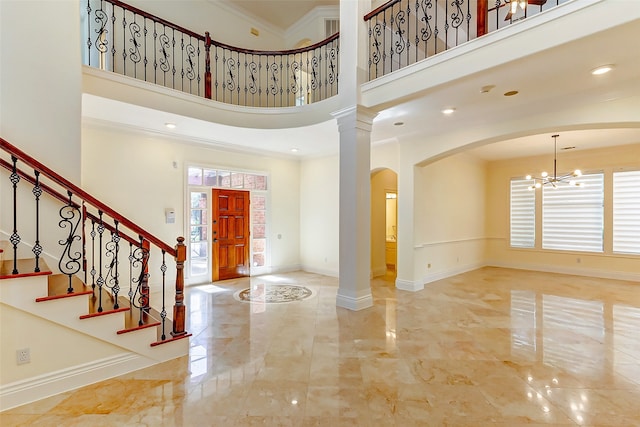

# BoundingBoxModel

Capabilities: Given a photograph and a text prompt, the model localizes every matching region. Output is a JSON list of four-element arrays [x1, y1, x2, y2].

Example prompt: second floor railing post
[[172, 236, 187, 337], [205, 31, 212, 100], [478, 0, 488, 37]]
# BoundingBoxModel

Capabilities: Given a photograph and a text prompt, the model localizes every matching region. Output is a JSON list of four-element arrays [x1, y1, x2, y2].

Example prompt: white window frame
[[510, 178, 535, 248], [613, 170, 640, 255]]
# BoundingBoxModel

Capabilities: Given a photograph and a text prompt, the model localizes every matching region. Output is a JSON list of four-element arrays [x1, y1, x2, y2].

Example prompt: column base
[[336, 293, 373, 311]]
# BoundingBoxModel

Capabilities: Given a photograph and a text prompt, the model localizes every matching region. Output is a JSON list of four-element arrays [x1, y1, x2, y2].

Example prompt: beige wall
[[0, 304, 123, 385], [81, 124, 302, 284], [414, 152, 488, 283], [299, 155, 339, 276], [486, 143, 640, 280]]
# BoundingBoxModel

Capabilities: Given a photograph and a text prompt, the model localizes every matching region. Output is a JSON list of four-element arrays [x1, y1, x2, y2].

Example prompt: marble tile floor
[[2, 267, 640, 426]]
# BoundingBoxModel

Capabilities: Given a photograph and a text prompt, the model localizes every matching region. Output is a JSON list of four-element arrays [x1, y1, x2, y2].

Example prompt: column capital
[[331, 105, 379, 132]]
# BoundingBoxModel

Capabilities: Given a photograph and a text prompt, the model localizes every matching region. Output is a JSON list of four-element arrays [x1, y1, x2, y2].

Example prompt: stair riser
[[0, 276, 49, 301]]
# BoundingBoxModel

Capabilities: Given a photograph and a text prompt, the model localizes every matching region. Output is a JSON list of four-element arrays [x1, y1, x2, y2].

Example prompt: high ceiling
[[214, 0, 338, 31], [83, 2, 640, 162]]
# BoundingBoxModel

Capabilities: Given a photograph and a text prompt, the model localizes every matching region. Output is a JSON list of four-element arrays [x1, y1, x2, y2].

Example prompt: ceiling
[[83, 3, 640, 162], [216, 0, 338, 31]]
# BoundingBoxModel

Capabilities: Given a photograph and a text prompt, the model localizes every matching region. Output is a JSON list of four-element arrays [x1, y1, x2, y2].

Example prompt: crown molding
[[286, 5, 340, 41], [205, 0, 285, 39]]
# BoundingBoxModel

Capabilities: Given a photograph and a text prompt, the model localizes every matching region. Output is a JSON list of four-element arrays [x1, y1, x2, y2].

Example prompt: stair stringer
[[0, 275, 189, 361]]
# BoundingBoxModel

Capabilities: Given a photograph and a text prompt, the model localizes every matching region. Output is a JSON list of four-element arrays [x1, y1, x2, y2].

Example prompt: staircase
[[0, 137, 190, 410]]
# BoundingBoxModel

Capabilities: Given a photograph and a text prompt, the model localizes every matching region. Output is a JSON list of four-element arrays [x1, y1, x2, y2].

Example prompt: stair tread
[[0, 258, 52, 279], [35, 274, 92, 301]]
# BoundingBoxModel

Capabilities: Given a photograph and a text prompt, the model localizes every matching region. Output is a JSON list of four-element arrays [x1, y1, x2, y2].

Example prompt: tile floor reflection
[[2, 267, 640, 426]]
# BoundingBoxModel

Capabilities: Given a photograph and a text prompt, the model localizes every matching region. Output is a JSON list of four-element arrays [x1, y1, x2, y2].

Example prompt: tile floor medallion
[[234, 283, 315, 303]]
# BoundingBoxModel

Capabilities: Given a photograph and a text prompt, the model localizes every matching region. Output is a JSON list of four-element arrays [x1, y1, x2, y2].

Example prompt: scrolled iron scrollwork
[[128, 21, 142, 63], [58, 193, 82, 293], [418, 0, 434, 42], [328, 47, 337, 85], [94, 7, 109, 54], [268, 62, 279, 96], [130, 241, 150, 323], [290, 61, 300, 94], [450, 0, 465, 29], [248, 61, 258, 95], [104, 225, 121, 308], [158, 33, 171, 72], [226, 57, 237, 92], [185, 42, 196, 80], [394, 10, 408, 54], [310, 56, 318, 91], [371, 22, 383, 66]]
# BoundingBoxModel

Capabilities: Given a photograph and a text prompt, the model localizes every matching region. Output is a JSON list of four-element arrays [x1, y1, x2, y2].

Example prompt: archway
[[370, 168, 397, 281]]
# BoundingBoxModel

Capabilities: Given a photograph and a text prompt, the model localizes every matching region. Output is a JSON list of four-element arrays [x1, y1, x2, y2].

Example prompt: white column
[[395, 152, 422, 292], [333, 105, 377, 310]]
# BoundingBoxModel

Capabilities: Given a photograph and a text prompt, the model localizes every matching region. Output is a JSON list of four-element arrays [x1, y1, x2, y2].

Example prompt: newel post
[[204, 32, 212, 100], [172, 236, 187, 337], [477, 0, 488, 37]]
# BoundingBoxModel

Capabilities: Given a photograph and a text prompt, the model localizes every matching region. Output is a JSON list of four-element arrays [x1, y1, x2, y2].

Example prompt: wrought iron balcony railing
[[83, 0, 339, 108], [364, 0, 569, 80]]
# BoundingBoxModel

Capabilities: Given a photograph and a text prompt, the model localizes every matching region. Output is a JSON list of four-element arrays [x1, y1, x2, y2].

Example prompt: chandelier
[[505, 0, 547, 21], [526, 134, 583, 190]]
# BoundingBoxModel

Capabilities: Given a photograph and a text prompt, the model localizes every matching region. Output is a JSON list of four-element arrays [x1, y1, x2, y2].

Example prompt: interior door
[[212, 189, 250, 281]]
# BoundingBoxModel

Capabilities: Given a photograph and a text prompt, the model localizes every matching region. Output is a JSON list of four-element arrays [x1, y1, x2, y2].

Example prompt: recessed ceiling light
[[442, 108, 456, 115], [165, 122, 176, 129], [480, 85, 495, 93], [504, 90, 519, 96], [291, 148, 299, 153], [591, 64, 614, 75], [393, 121, 404, 126]]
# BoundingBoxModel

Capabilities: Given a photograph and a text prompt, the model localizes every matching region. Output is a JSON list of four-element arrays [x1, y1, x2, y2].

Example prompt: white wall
[[0, 0, 82, 182], [0, 304, 123, 385], [81, 124, 301, 283], [486, 143, 640, 280], [299, 155, 339, 276], [414, 151, 488, 283], [124, 0, 286, 50]]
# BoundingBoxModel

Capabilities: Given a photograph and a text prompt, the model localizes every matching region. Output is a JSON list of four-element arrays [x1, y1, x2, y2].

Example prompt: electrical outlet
[[16, 348, 30, 365]]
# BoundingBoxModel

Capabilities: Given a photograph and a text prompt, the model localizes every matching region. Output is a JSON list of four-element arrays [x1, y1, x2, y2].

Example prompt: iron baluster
[[110, 3, 116, 70], [128, 14, 142, 79], [90, 218, 97, 290], [96, 211, 105, 311], [86, 0, 92, 66], [128, 241, 134, 301], [122, 7, 127, 74], [82, 204, 87, 284], [58, 191, 82, 293], [32, 170, 43, 272], [143, 17, 148, 82], [9, 156, 21, 274], [160, 250, 167, 340], [172, 28, 177, 89], [153, 24, 158, 84], [105, 220, 121, 309]]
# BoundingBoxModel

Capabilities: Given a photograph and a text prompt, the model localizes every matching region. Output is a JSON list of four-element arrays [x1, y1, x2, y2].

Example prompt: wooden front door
[[212, 189, 250, 281]]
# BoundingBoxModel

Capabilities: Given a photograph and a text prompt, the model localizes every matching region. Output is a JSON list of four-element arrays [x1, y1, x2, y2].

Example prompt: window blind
[[613, 170, 640, 254], [542, 172, 604, 252], [510, 179, 535, 248]]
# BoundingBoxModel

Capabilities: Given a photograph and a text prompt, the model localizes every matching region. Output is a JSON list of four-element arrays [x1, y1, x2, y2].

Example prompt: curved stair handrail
[[0, 136, 188, 341]]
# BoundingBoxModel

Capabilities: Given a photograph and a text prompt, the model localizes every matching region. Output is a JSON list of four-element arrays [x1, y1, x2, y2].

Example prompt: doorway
[[370, 169, 398, 280], [212, 189, 250, 281]]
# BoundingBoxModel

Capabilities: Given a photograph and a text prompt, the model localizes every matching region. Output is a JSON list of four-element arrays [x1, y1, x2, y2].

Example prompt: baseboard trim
[[422, 262, 484, 284], [300, 265, 339, 278], [396, 279, 424, 292], [336, 293, 373, 311], [0, 352, 153, 411], [487, 261, 640, 282]]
